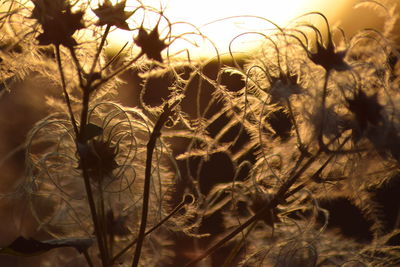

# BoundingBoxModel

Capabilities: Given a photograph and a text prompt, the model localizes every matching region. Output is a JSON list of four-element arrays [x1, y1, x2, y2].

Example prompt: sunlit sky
[[3, 0, 349, 58], [105, 0, 349, 59]]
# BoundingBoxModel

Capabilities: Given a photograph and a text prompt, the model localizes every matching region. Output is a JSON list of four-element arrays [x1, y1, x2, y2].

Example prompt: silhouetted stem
[[285, 97, 304, 151], [73, 55, 109, 265], [184, 201, 276, 266], [64, 27, 143, 266], [92, 51, 144, 92], [78, 91, 90, 141], [76, 87, 111, 265], [131, 101, 178, 267], [98, 178, 110, 263], [55, 45, 79, 137], [68, 47, 84, 88], [112, 195, 188, 264], [318, 70, 331, 151], [89, 25, 111, 76], [79, 157, 108, 266], [285, 135, 351, 199], [221, 221, 257, 267], [56, 39, 108, 267], [83, 250, 95, 267], [101, 41, 129, 71]]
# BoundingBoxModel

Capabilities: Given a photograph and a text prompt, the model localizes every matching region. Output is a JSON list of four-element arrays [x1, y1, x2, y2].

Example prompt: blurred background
[[1, 0, 400, 265]]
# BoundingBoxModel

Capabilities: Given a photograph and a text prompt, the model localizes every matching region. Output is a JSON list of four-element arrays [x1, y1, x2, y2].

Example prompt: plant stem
[[78, 90, 90, 141], [89, 25, 111, 76], [285, 135, 351, 199], [285, 97, 304, 151], [83, 250, 95, 267], [80, 159, 109, 266], [68, 47, 85, 89], [70, 44, 110, 265], [98, 178, 110, 263], [131, 102, 177, 267], [77, 87, 111, 265], [112, 196, 188, 264], [56, 41, 109, 267], [221, 221, 257, 267], [92, 51, 144, 91], [318, 70, 331, 151], [55, 45, 79, 137]]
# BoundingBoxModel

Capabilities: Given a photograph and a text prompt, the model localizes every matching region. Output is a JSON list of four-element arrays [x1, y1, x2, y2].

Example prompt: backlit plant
[[0, 0, 400, 266]]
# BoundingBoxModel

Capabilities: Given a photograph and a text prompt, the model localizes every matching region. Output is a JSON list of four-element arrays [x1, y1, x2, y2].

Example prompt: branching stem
[[64, 42, 110, 265]]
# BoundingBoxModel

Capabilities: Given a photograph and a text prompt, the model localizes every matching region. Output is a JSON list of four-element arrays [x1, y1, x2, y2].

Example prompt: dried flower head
[[300, 13, 350, 72], [347, 89, 383, 134], [308, 37, 349, 72], [134, 23, 168, 62], [93, 0, 134, 30], [77, 139, 119, 180], [269, 72, 302, 103], [30, 0, 85, 47]]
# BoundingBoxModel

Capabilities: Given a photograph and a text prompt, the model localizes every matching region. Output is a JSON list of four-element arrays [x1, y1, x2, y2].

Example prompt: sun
[[102, 0, 348, 59]]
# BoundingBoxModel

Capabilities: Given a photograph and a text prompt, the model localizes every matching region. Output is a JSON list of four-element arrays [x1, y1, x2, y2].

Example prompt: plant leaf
[[0, 236, 94, 257], [84, 123, 104, 141]]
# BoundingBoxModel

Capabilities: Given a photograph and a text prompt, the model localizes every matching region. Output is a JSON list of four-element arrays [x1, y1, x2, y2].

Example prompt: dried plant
[[0, 0, 400, 267]]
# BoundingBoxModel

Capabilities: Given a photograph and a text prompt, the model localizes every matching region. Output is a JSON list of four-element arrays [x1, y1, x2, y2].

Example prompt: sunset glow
[[5, 0, 349, 58], [106, 0, 348, 58]]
